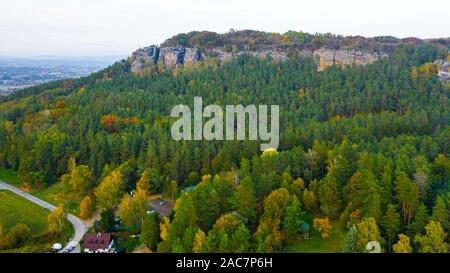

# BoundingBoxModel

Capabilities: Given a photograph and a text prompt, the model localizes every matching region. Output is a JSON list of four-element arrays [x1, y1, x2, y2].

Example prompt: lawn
[[0, 190, 74, 253], [33, 184, 82, 215], [0, 168, 81, 215], [0, 190, 49, 234], [0, 168, 22, 187], [287, 214, 346, 253]]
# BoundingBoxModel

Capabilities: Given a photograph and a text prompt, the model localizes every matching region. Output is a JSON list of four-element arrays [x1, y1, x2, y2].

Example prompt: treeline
[[161, 29, 450, 54]]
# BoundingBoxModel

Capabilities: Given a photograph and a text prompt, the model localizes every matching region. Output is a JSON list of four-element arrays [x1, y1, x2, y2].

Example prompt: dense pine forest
[[0, 31, 449, 253]]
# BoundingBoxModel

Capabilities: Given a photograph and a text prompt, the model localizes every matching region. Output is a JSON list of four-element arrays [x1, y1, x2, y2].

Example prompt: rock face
[[184, 48, 201, 64], [313, 49, 388, 71], [435, 58, 450, 82], [131, 45, 160, 74], [130, 45, 388, 74], [131, 46, 202, 74]]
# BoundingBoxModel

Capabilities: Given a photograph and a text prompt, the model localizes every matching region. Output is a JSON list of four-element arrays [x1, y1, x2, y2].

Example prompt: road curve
[[0, 180, 88, 253]]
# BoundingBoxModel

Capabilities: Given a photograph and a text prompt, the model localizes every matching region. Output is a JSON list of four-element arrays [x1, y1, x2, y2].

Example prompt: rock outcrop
[[131, 45, 160, 74], [435, 58, 450, 83], [313, 49, 388, 71], [130, 45, 388, 74], [131, 46, 202, 74]]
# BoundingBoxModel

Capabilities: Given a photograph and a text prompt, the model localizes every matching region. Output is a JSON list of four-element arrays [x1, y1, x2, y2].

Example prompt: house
[[82, 233, 114, 253]]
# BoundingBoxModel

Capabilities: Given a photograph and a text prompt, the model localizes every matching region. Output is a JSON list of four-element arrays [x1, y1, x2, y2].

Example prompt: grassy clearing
[[0, 190, 74, 253], [0, 168, 22, 187], [0, 190, 49, 233], [0, 168, 81, 215], [33, 184, 82, 215], [286, 213, 346, 253]]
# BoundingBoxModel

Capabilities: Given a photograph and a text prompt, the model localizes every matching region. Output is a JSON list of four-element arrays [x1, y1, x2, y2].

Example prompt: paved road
[[0, 180, 91, 253]]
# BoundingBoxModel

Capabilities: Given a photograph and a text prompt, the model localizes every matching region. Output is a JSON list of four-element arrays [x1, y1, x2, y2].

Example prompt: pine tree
[[382, 204, 401, 252], [318, 176, 342, 219], [282, 196, 302, 238], [431, 195, 448, 230], [408, 203, 428, 235], [141, 214, 160, 250], [230, 176, 257, 225], [342, 225, 358, 253], [396, 172, 419, 224]]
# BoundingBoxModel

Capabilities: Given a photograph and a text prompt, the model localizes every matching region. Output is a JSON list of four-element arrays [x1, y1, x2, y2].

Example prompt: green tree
[[396, 172, 419, 224], [356, 217, 382, 252], [282, 196, 302, 238], [99, 208, 115, 232], [408, 203, 428, 235], [66, 157, 94, 195], [382, 204, 401, 251], [318, 176, 342, 219], [204, 213, 250, 253], [431, 195, 448, 230], [344, 170, 381, 221], [342, 225, 358, 253], [141, 213, 160, 250], [230, 176, 257, 225], [303, 189, 318, 213]]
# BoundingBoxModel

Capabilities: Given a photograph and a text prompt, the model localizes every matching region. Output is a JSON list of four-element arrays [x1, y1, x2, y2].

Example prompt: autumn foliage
[[100, 114, 139, 133]]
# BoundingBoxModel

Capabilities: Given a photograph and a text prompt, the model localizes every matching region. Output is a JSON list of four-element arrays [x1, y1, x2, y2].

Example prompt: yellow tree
[[356, 217, 382, 252], [118, 190, 148, 227], [48, 205, 66, 235], [414, 221, 449, 253], [392, 234, 412, 253], [160, 216, 171, 241], [79, 196, 95, 219], [136, 170, 151, 194], [94, 170, 125, 210], [192, 229, 206, 253], [313, 217, 332, 240]]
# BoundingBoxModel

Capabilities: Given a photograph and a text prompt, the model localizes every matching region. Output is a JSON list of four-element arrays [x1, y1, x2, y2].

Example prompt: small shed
[[300, 222, 310, 240]]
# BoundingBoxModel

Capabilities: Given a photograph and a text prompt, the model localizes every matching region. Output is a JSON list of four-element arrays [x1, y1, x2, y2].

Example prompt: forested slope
[[0, 40, 449, 253]]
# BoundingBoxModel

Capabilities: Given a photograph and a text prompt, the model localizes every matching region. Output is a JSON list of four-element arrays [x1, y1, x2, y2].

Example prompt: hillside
[[0, 30, 449, 253]]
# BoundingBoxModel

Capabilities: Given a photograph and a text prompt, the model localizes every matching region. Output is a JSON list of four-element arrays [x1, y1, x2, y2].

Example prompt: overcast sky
[[1, 0, 449, 57]]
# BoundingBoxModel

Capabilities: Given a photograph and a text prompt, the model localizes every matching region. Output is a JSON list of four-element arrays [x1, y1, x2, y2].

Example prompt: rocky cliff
[[131, 46, 202, 74], [313, 49, 389, 71], [130, 45, 387, 74], [435, 57, 450, 82]]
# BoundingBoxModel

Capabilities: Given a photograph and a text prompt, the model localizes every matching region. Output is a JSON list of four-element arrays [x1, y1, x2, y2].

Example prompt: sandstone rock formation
[[313, 49, 388, 71], [130, 44, 388, 74], [435, 58, 450, 83], [131, 46, 202, 74]]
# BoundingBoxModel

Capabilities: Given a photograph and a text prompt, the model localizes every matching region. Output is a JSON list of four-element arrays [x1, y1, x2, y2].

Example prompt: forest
[[0, 37, 449, 253]]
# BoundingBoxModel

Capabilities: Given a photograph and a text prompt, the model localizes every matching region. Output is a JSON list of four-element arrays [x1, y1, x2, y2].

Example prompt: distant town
[[0, 57, 122, 95]]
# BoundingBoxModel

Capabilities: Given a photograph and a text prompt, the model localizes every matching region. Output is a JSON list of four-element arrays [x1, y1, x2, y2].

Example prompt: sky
[[0, 0, 449, 57]]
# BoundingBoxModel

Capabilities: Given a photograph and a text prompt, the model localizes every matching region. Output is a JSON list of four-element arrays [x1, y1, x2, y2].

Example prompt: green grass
[[0, 190, 49, 234], [33, 184, 82, 215], [0, 190, 74, 253], [286, 214, 346, 253], [0, 168, 81, 215], [0, 168, 21, 187]]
